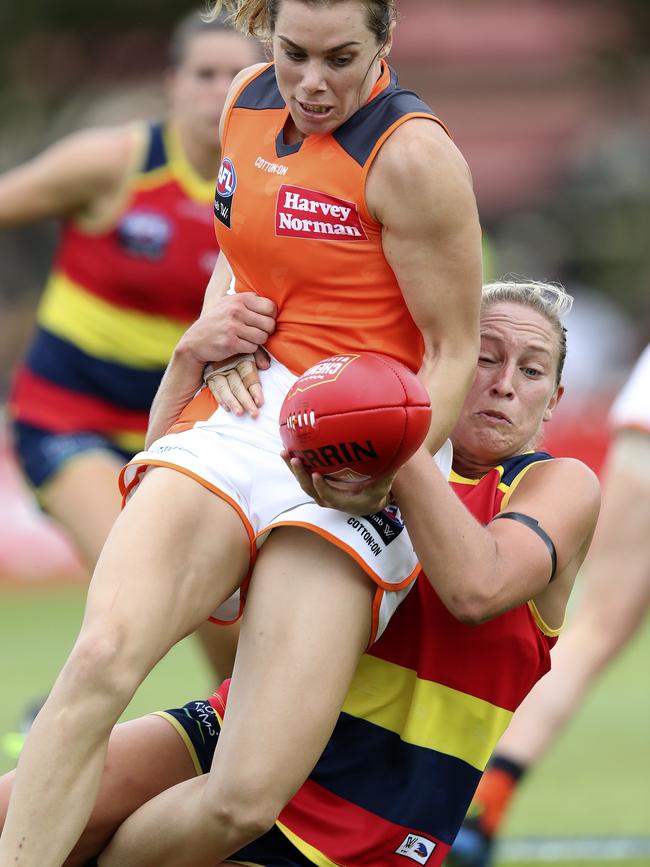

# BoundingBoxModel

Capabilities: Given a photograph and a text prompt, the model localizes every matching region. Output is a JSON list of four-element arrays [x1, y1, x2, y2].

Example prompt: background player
[[2, 10, 262, 681], [449, 342, 650, 867]]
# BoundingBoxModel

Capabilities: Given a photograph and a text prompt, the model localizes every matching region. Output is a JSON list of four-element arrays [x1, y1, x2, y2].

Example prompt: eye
[[284, 48, 306, 62], [479, 356, 496, 365], [328, 55, 353, 68], [521, 366, 542, 378]]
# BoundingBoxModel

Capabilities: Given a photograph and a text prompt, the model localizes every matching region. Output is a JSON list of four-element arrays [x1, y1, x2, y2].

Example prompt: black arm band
[[491, 511, 558, 583]]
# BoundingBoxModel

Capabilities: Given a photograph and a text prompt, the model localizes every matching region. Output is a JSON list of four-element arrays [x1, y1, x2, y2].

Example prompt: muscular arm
[[392, 451, 600, 623], [0, 126, 137, 227], [367, 119, 483, 454]]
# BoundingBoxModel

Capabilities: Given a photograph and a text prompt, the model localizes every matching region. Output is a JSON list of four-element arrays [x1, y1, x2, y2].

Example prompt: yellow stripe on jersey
[[37, 273, 189, 368], [129, 126, 214, 202], [275, 821, 342, 867], [165, 124, 216, 203], [110, 430, 146, 453], [499, 458, 546, 509], [342, 654, 512, 771], [527, 600, 564, 637]]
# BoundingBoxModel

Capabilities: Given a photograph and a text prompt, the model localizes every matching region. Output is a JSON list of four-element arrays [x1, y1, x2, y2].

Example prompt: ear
[[379, 19, 396, 59], [542, 384, 564, 422]]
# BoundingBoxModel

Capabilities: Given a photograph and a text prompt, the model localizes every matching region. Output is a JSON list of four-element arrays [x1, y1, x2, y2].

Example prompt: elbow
[[443, 586, 497, 625]]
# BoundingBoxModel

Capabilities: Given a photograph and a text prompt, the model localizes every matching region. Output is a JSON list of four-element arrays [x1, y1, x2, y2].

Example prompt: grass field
[[1, 585, 649, 865]]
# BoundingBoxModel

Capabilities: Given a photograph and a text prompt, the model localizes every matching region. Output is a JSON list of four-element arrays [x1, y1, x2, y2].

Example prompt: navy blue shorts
[[10, 420, 133, 491], [157, 699, 315, 867]]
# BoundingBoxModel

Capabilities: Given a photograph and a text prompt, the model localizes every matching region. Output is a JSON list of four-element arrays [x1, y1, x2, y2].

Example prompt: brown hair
[[207, 0, 396, 44]]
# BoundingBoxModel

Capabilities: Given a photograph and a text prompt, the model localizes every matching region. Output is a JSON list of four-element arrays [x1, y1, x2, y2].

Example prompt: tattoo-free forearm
[[146, 346, 204, 448]]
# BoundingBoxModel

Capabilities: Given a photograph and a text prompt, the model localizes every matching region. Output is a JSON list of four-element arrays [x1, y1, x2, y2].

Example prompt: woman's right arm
[[0, 126, 135, 227], [145, 277, 276, 447]]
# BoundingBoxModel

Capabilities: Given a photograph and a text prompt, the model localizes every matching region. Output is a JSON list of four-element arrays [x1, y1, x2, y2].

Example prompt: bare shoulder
[[378, 118, 471, 180], [35, 123, 141, 197], [510, 456, 601, 532], [367, 118, 477, 226]]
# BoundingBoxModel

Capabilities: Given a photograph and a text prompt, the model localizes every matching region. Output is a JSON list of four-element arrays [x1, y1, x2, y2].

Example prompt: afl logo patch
[[214, 157, 236, 229], [216, 158, 237, 197]]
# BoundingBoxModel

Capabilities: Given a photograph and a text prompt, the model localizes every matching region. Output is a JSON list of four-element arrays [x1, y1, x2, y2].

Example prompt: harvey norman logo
[[275, 184, 368, 241]]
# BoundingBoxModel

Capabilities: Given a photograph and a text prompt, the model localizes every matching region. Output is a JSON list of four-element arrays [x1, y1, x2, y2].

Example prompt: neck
[[451, 451, 497, 480], [175, 123, 221, 181], [451, 446, 532, 479]]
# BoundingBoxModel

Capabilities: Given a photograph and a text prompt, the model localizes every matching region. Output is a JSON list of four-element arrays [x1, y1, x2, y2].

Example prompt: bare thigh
[[78, 467, 252, 669], [206, 526, 374, 811]]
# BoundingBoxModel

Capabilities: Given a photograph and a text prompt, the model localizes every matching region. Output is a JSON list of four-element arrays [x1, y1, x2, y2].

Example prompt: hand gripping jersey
[[214, 62, 449, 375], [9, 122, 217, 454], [211, 451, 560, 867], [609, 344, 650, 435]]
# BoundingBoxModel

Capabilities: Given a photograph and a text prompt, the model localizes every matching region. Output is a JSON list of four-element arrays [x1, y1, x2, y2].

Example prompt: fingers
[[235, 293, 277, 339], [240, 292, 277, 319], [253, 347, 271, 370], [206, 356, 265, 417], [281, 451, 393, 515]]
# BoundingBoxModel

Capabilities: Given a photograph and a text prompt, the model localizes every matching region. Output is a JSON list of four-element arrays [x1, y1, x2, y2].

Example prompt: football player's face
[[451, 303, 563, 465], [273, 0, 389, 139]]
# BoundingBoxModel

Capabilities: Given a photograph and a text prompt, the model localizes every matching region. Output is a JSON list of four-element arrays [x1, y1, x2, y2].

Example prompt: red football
[[279, 352, 431, 485]]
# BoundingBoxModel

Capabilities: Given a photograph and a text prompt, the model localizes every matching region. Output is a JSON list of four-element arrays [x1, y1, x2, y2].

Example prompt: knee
[[60, 627, 139, 705], [202, 779, 280, 847]]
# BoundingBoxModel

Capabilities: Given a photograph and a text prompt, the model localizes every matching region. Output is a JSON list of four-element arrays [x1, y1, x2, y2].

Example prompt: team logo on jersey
[[364, 502, 405, 546], [395, 833, 437, 864], [214, 157, 237, 229], [275, 185, 368, 241], [117, 210, 173, 259]]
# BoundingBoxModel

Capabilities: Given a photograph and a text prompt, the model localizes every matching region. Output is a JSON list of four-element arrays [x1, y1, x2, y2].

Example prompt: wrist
[[172, 336, 206, 374], [393, 448, 431, 495]]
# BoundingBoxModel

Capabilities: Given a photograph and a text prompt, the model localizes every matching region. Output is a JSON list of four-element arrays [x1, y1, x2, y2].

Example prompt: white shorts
[[609, 344, 650, 434], [120, 355, 453, 641]]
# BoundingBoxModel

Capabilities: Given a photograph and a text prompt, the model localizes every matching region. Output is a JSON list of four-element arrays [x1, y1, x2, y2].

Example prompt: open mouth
[[297, 100, 333, 118]]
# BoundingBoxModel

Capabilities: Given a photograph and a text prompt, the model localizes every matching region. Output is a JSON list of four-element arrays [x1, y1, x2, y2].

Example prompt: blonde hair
[[207, 0, 396, 43], [481, 278, 574, 384]]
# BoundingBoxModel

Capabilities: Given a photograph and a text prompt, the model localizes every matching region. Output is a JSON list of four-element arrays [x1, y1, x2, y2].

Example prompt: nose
[[489, 363, 515, 399], [300, 60, 327, 95]]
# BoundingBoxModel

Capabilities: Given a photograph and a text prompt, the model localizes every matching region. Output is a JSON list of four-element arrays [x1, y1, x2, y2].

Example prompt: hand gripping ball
[[279, 353, 432, 485]]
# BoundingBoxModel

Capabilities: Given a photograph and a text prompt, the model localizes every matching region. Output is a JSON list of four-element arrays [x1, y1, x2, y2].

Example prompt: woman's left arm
[[392, 450, 601, 623], [366, 119, 483, 454]]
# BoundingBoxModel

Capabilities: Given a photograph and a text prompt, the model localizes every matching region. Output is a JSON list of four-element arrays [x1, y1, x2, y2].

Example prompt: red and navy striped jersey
[[9, 121, 217, 453], [212, 450, 559, 867]]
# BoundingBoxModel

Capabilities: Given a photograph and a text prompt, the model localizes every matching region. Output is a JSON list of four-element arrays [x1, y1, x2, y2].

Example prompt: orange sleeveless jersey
[[214, 63, 449, 375]]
